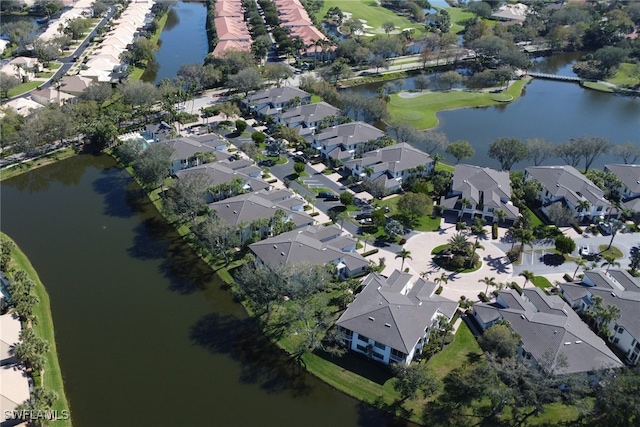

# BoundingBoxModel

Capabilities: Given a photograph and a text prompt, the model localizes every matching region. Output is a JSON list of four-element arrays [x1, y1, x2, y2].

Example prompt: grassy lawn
[[598, 245, 623, 259], [531, 275, 552, 291], [523, 206, 544, 228], [427, 322, 481, 380], [128, 66, 145, 81], [48, 62, 62, 70], [435, 161, 454, 173], [582, 81, 614, 92], [606, 63, 639, 88], [36, 71, 54, 78], [7, 80, 42, 97], [317, 0, 424, 35], [310, 94, 323, 103], [373, 194, 441, 232], [2, 232, 72, 427], [0, 148, 78, 182], [446, 6, 476, 34], [266, 155, 287, 164], [150, 11, 169, 46], [387, 79, 527, 130]]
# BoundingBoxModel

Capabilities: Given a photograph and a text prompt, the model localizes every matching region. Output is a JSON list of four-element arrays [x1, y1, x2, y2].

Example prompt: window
[[617, 326, 625, 334], [358, 334, 370, 343], [371, 351, 383, 360], [390, 348, 406, 359], [374, 341, 385, 350], [613, 338, 620, 344]]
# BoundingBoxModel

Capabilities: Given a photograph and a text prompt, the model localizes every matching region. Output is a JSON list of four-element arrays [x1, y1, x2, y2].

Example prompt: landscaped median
[[1, 232, 72, 427], [387, 78, 529, 130]]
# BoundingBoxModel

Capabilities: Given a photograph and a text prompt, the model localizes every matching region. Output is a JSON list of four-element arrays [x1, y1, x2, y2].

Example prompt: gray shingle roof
[[605, 164, 640, 194], [162, 135, 229, 162], [175, 162, 268, 191], [312, 121, 385, 147], [278, 102, 340, 126], [525, 165, 609, 208], [246, 87, 310, 106], [475, 288, 623, 374], [344, 143, 433, 174], [337, 271, 458, 353], [440, 164, 519, 219], [249, 224, 367, 272]]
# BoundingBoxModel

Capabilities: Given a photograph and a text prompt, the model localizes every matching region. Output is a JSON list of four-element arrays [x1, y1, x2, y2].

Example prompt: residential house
[[209, 190, 314, 241], [337, 271, 458, 365], [604, 164, 640, 213], [440, 164, 520, 222], [30, 87, 76, 106], [309, 121, 386, 161], [243, 87, 311, 118], [163, 134, 230, 174], [249, 224, 369, 278], [59, 75, 93, 96], [473, 288, 623, 374], [343, 143, 433, 192], [491, 3, 529, 23], [276, 102, 341, 137], [524, 165, 612, 222], [0, 312, 30, 418], [1, 56, 41, 82], [175, 162, 270, 201], [1, 97, 43, 117], [559, 269, 640, 365], [0, 313, 21, 366]]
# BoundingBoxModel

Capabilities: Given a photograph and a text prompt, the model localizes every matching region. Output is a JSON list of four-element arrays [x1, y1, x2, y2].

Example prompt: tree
[[361, 233, 374, 253], [397, 192, 432, 223], [293, 162, 306, 175], [267, 139, 287, 159], [630, 249, 640, 276], [601, 253, 621, 273], [487, 137, 529, 171], [81, 82, 113, 103], [395, 249, 412, 270], [191, 215, 240, 266], [592, 368, 640, 426], [555, 235, 576, 255], [119, 80, 158, 118], [163, 173, 212, 224], [519, 270, 535, 288], [63, 17, 90, 40], [555, 140, 582, 167], [546, 203, 576, 226], [319, 58, 353, 84], [251, 131, 266, 145], [14, 328, 50, 372], [262, 63, 294, 86], [479, 323, 520, 359], [393, 363, 439, 401], [339, 192, 353, 206], [125, 37, 156, 66], [115, 139, 145, 166], [434, 273, 448, 287], [382, 21, 395, 36], [446, 140, 474, 164], [227, 68, 263, 96], [438, 71, 464, 90], [361, 178, 387, 199], [0, 72, 20, 98], [572, 257, 587, 281], [233, 255, 285, 314], [573, 135, 613, 172], [217, 101, 240, 120], [525, 138, 555, 166], [615, 142, 640, 164], [479, 276, 497, 295], [132, 143, 174, 190], [606, 219, 625, 251], [385, 219, 405, 239]]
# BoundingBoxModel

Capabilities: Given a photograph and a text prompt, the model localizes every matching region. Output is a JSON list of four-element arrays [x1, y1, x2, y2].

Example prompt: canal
[[0, 155, 405, 427], [141, 0, 209, 84]]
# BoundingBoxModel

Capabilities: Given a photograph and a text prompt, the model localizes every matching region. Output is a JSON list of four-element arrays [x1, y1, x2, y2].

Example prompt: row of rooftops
[[212, 0, 252, 58], [272, 0, 328, 54]]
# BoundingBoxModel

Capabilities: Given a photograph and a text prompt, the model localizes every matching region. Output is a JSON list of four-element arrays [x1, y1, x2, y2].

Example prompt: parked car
[[318, 191, 339, 201], [598, 222, 612, 235], [359, 218, 373, 225], [355, 213, 372, 220], [579, 245, 590, 256]]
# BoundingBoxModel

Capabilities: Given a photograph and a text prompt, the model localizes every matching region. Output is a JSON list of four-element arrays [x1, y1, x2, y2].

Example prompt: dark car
[[355, 212, 372, 220], [318, 191, 339, 200]]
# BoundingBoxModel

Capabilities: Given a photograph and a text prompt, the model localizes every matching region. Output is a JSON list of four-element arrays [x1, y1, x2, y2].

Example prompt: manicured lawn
[[427, 322, 481, 380], [531, 275, 552, 291], [128, 66, 145, 81], [2, 233, 72, 427], [598, 245, 624, 259], [387, 79, 527, 130], [317, 0, 424, 35], [582, 81, 614, 92], [435, 161, 454, 173], [606, 63, 639, 88], [36, 71, 54, 78], [150, 11, 169, 46], [431, 244, 483, 273], [310, 94, 323, 103], [445, 6, 476, 34], [48, 62, 62, 70], [266, 155, 287, 164], [523, 206, 544, 228], [7, 80, 42, 97], [0, 148, 78, 182], [373, 194, 440, 231]]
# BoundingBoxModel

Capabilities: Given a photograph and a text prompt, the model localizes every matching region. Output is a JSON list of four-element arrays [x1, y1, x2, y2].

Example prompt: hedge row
[[362, 248, 380, 257]]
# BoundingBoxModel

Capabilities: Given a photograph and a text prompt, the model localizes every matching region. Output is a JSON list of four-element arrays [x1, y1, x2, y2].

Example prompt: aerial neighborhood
[[1, 0, 640, 425]]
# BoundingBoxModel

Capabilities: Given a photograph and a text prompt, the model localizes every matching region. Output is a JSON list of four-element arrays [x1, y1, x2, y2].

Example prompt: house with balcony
[[440, 164, 520, 223], [604, 163, 640, 213], [337, 270, 458, 365], [309, 121, 386, 162], [343, 143, 433, 192], [276, 102, 341, 137], [559, 269, 640, 366], [243, 87, 311, 118], [524, 165, 612, 223], [249, 224, 368, 279], [473, 288, 623, 374]]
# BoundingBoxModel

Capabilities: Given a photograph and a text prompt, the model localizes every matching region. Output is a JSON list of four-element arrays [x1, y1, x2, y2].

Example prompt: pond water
[[344, 53, 640, 170], [141, 0, 209, 84], [0, 154, 410, 427]]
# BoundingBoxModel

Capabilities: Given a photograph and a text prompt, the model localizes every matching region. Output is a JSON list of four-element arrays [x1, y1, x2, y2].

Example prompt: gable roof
[[246, 87, 310, 107], [337, 271, 458, 353], [525, 165, 609, 207], [278, 102, 341, 126], [560, 269, 640, 342], [440, 164, 519, 219], [59, 75, 93, 94], [208, 191, 313, 228], [249, 224, 368, 271], [175, 162, 268, 191], [475, 288, 623, 374], [605, 164, 640, 194], [161, 136, 229, 162], [344, 142, 432, 173], [312, 121, 385, 147]]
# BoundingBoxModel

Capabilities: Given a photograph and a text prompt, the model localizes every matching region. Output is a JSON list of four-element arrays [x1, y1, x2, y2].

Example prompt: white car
[[579, 246, 590, 256]]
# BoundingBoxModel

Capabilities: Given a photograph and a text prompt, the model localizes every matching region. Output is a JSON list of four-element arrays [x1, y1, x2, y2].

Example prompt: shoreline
[[1, 232, 72, 427]]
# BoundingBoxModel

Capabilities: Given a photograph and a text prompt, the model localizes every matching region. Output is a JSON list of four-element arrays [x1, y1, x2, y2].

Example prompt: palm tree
[[519, 270, 535, 288], [458, 197, 472, 217], [494, 209, 507, 224], [572, 257, 587, 280], [606, 219, 625, 251], [336, 211, 350, 230], [447, 232, 470, 255], [479, 276, 497, 295], [601, 254, 621, 272], [395, 248, 412, 270], [431, 153, 444, 169], [577, 199, 590, 219], [363, 166, 374, 178], [362, 233, 374, 252], [434, 273, 448, 287]]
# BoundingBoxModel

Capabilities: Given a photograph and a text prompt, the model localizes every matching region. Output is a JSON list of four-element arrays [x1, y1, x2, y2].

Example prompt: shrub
[[571, 223, 583, 234], [555, 235, 576, 255], [435, 286, 443, 295], [492, 223, 498, 240], [309, 212, 320, 217], [563, 273, 573, 282], [404, 267, 409, 273], [251, 131, 266, 145], [399, 238, 407, 245], [510, 282, 523, 295], [506, 249, 520, 263], [478, 292, 490, 302], [235, 120, 247, 133], [362, 248, 379, 257], [456, 221, 467, 231]]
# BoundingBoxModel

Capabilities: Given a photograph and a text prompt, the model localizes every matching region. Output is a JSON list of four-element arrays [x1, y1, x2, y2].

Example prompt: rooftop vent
[[520, 314, 525, 319], [226, 204, 230, 208], [233, 210, 237, 214], [280, 252, 285, 256], [368, 316, 375, 321], [575, 340, 582, 344], [273, 245, 277, 249], [564, 342, 571, 345], [562, 308, 568, 315], [384, 323, 391, 328], [612, 292, 617, 297]]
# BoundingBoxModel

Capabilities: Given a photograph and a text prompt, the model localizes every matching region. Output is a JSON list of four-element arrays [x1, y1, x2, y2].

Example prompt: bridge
[[527, 72, 582, 82]]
